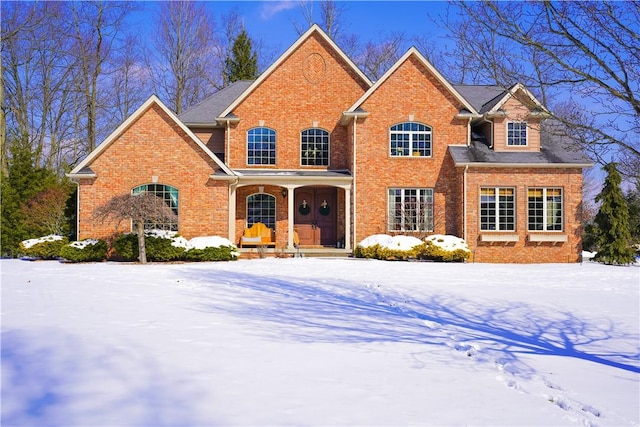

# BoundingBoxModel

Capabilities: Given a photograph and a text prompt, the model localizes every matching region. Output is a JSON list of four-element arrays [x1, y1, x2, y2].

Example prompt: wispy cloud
[[260, 1, 298, 20]]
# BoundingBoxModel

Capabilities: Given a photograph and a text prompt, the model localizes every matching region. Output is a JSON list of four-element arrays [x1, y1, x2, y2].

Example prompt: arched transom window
[[390, 122, 432, 157], [131, 184, 178, 231], [247, 127, 276, 165], [301, 128, 329, 166], [246, 193, 276, 230]]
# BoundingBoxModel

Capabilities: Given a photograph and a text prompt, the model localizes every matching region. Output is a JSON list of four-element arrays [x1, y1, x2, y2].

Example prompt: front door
[[294, 187, 337, 246]]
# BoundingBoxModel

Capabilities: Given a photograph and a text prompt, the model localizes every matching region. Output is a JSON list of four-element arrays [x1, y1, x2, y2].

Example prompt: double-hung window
[[388, 188, 434, 232], [247, 127, 276, 165], [301, 128, 329, 166], [246, 193, 276, 230], [528, 188, 563, 231], [480, 187, 515, 231], [390, 122, 432, 157], [131, 184, 179, 231], [507, 121, 527, 146]]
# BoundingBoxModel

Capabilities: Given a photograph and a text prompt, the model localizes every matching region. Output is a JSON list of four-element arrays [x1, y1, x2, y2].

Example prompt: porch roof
[[224, 169, 353, 187]]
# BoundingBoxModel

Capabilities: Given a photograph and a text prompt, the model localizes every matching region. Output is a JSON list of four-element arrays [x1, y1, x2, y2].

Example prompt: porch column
[[228, 183, 237, 245], [286, 187, 295, 249], [344, 184, 351, 251]]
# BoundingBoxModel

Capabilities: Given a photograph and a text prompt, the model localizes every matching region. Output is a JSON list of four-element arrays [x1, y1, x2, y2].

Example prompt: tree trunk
[[135, 220, 147, 263]]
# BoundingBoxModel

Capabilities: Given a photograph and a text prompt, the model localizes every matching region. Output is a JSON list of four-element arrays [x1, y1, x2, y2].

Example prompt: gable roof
[[67, 95, 234, 178], [485, 83, 548, 115], [346, 47, 477, 114], [453, 85, 507, 114], [179, 81, 254, 126], [217, 24, 373, 120]]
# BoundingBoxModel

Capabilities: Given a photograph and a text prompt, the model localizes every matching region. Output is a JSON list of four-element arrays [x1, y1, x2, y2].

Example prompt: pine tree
[[224, 29, 258, 85], [593, 163, 635, 265]]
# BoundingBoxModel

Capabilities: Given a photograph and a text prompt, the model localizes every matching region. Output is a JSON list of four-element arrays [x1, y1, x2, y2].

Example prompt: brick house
[[68, 25, 592, 263]]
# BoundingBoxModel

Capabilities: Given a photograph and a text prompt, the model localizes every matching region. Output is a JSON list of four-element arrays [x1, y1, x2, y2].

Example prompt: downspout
[[463, 165, 468, 242], [352, 117, 357, 250], [466, 116, 472, 147], [225, 120, 231, 165]]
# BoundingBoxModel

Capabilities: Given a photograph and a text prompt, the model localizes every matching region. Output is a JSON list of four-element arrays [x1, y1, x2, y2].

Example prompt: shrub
[[184, 245, 239, 262], [353, 243, 416, 261], [59, 239, 107, 262], [19, 235, 68, 260], [112, 233, 138, 261], [414, 240, 470, 262]]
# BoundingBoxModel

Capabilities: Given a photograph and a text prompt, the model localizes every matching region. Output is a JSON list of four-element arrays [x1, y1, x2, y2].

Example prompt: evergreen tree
[[224, 29, 258, 85], [592, 163, 635, 265]]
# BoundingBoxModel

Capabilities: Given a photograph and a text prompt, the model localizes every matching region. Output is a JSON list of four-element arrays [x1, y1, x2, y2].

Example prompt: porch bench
[[240, 222, 276, 248]]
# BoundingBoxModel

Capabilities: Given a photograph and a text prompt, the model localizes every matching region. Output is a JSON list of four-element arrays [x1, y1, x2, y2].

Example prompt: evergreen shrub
[[414, 240, 470, 262], [59, 239, 107, 262], [112, 233, 138, 261], [184, 245, 238, 262], [19, 235, 68, 259]]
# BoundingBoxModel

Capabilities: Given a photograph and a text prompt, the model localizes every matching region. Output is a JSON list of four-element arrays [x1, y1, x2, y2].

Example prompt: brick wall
[[353, 54, 468, 243], [465, 167, 584, 263], [77, 103, 229, 240]]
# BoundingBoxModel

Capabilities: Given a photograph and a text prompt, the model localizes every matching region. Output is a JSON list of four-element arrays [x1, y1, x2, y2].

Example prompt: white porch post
[[286, 187, 295, 249], [344, 184, 351, 251], [228, 183, 237, 245]]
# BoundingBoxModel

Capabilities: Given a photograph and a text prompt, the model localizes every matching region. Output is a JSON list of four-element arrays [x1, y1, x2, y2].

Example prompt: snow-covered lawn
[[2, 258, 639, 426]]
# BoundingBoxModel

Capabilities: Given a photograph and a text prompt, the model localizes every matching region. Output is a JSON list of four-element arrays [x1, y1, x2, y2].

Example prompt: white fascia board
[[218, 24, 373, 119], [453, 161, 594, 168], [488, 83, 550, 115], [347, 47, 478, 114], [69, 95, 235, 177]]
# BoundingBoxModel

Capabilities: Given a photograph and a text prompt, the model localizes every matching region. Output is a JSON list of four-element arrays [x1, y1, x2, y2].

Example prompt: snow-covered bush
[[414, 235, 471, 262], [112, 231, 238, 262], [354, 234, 471, 262], [59, 239, 108, 263], [19, 235, 68, 260]]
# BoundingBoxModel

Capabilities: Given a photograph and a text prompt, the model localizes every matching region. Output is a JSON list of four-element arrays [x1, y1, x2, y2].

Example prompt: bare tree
[[92, 192, 177, 263], [149, 1, 218, 114], [358, 32, 405, 82], [442, 1, 640, 181]]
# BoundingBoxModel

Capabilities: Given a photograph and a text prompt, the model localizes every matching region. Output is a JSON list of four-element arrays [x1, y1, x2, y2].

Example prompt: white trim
[[480, 234, 520, 242], [69, 95, 234, 176], [487, 83, 549, 115], [506, 120, 528, 147], [218, 24, 372, 119], [528, 234, 568, 243], [347, 47, 477, 114]]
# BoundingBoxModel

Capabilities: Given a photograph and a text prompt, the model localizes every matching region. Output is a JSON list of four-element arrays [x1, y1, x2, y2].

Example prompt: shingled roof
[[178, 80, 254, 126]]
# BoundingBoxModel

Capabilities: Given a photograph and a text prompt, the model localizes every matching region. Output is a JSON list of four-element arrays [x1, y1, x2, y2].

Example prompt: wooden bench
[[240, 222, 276, 248]]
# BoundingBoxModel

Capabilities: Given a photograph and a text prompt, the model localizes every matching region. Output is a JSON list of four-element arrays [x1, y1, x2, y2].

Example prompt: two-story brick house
[[68, 25, 592, 263]]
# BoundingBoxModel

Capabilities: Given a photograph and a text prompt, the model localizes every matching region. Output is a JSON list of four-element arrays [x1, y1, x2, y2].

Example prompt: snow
[[19, 234, 64, 249], [357, 234, 471, 254], [2, 257, 639, 426], [68, 239, 101, 249]]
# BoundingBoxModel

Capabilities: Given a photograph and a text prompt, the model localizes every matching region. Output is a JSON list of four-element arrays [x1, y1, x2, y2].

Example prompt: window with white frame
[[528, 188, 563, 231], [507, 121, 528, 146], [246, 193, 276, 230], [247, 127, 276, 165], [301, 128, 329, 166], [390, 122, 432, 157], [480, 187, 515, 231], [388, 188, 434, 232], [131, 184, 178, 231]]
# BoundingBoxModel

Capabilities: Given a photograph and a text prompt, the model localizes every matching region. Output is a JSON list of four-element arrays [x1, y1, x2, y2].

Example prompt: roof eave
[[453, 161, 594, 168]]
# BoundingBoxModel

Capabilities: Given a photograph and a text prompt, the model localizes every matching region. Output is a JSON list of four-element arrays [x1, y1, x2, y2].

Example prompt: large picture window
[[131, 184, 178, 231], [301, 128, 329, 166], [480, 187, 515, 231], [246, 193, 276, 230], [388, 188, 434, 232], [528, 188, 563, 231], [390, 122, 432, 157], [247, 127, 276, 165], [507, 121, 528, 146]]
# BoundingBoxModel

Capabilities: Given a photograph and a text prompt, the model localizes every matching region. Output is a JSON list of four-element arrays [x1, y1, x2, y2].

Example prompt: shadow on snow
[[184, 269, 640, 376]]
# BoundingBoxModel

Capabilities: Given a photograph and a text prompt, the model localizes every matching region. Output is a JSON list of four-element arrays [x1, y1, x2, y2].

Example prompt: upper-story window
[[246, 193, 276, 230], [507, 121, 528, 146], [301, 128, 329, 166], [131, 184, 178, 231], [247, 127, 276, 165], [390, 122, 432, 157]]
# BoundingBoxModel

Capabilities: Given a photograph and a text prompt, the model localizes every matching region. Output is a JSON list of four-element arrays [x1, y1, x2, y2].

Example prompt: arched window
[[132, 184, 178, 231], [247, 127, 276, 165], [390, 122, 432, 157], [301, 128, 329, 166], [246, 193, 276, 230]]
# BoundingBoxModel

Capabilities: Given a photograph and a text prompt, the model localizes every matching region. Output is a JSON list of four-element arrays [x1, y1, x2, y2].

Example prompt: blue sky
[[134, 1, 451, 58]]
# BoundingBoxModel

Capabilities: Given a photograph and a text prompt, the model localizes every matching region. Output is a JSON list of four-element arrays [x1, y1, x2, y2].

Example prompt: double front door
[[294, 187, 337, 246]]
